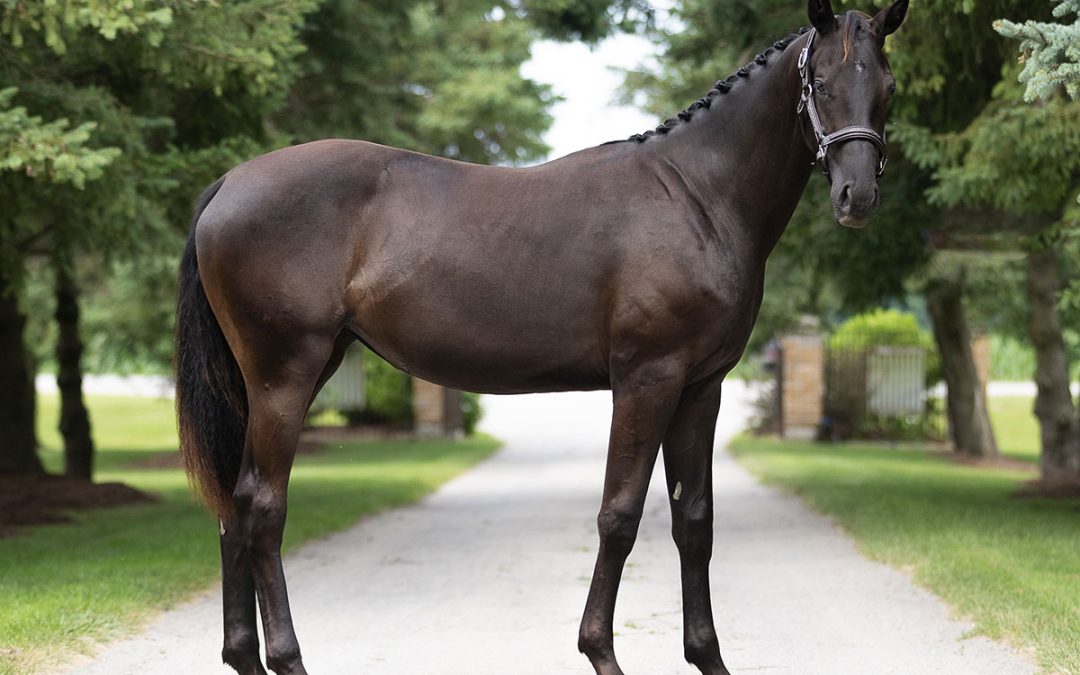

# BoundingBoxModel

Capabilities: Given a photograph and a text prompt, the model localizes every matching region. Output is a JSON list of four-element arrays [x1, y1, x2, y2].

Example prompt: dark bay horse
[[175, 1, 907, 673]]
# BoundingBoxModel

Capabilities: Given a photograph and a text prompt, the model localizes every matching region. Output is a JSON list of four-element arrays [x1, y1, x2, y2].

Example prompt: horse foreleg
[[579, 365, 684, 675], [661, 375, 729, 675], [220, 516, 266, 675]]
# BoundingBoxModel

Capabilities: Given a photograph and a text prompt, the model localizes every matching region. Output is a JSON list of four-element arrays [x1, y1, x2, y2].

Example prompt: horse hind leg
[[220, 330, 352, 675], [229, 333, 343, 675]]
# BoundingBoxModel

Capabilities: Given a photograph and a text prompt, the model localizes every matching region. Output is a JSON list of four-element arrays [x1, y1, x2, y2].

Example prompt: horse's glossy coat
[[175, 2, 907, 673]]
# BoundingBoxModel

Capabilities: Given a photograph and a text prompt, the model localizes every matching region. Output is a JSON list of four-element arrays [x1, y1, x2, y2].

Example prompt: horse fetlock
[[577, 621, 613, 658], [697, 662, 732, 675], [683, 631, 724, 672], [221, 631, 265, 675], [579, 641, 623, 675], [264, 643, 304, 675], [582, 650, 626, 675]]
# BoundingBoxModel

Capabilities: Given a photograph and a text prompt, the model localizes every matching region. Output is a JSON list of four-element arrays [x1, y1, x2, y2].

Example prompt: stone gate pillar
[[411, 377, 463, 438]]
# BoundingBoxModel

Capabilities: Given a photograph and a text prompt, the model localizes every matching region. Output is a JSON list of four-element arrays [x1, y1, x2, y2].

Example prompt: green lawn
[[2, 394, 499, 675], [35, 394, 180, 473], [989, 395, 1040, 463], [729, 436, 1079, 674]]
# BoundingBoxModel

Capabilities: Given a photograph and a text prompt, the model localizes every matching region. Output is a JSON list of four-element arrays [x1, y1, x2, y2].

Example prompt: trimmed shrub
[[461, 391, 482, 435], [362, 354, 413, 425], [829, 308, 932, 351]]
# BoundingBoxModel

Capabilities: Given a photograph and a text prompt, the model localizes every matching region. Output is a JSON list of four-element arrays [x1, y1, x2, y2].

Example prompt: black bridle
[[796, 28, 888, 180]]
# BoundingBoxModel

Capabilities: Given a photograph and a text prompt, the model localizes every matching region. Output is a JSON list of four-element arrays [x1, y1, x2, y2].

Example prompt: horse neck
[[650, 35, 816, 261]]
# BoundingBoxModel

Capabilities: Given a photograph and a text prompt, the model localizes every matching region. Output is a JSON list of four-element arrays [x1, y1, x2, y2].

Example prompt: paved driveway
[[66, 382, 1035, 674]]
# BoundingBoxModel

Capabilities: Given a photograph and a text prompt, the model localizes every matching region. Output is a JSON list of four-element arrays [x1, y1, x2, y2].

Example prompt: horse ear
[[808, 0, 838, 36], [872, 0, 908, 37]]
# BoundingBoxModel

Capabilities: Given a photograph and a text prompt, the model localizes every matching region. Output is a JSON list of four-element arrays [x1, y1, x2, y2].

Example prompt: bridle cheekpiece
[[796, 28, 888, 180]]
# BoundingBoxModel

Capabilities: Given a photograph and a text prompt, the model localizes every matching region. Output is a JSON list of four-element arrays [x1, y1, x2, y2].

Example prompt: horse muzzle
[[832, 177, 879, 229]]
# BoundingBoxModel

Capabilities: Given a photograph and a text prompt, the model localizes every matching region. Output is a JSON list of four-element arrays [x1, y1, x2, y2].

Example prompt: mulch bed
[[933, 450, 1037, 473], [299, 424, 414, 447], [130, 423, 413, 470], [0, 473, 157, 539], [1013, 478, 1080, 500], [929, 451, 1080, 500]]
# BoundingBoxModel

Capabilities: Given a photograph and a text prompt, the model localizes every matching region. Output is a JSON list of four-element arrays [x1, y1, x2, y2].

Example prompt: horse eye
[[814, 79, 828, 96]]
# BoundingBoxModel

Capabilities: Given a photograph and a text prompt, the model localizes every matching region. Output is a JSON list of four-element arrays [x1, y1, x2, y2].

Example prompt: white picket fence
[[309, 344, 366, 414], [865, 347, 926, 416]]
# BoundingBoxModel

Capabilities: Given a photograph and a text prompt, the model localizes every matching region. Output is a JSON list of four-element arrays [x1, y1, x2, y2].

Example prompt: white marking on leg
[[673, 481, 683, 501]]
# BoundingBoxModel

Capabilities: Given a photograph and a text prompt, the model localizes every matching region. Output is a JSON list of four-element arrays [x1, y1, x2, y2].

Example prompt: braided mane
[[616, 27, 810, 144]]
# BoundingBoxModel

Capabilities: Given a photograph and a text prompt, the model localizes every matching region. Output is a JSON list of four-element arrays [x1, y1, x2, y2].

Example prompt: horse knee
[[672, 499, 713, 556], [597, 504, 642, 557]]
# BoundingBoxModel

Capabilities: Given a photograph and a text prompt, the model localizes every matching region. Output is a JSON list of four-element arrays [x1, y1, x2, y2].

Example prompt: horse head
[[802, 0, 908, 228]]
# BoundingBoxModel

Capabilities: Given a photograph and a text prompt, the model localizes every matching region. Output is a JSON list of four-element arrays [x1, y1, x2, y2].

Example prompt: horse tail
[[175, 177, 246, 518]]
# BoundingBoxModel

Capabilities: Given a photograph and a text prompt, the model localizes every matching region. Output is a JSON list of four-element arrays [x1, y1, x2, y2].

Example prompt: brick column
[[780, 333, 824, 441]]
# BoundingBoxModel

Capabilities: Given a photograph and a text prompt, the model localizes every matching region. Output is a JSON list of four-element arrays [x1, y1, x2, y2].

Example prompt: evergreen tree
[[996, 0, 1080, 101], [0, 0, 318, 475], [0, 87, 118, 474]]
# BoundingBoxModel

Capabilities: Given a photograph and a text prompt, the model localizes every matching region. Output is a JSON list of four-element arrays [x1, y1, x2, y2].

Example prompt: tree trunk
[[0, 273, 43, 474], [926, 277, 999, 457], [55, 262, 95, 480], [1025, 248, 1080, 481]]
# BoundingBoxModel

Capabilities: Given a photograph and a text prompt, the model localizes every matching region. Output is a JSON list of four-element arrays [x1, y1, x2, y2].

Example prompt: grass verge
[[729, 436, 1079, 674], [989, 395, 1040, 463], [2, 394, 499, 674]]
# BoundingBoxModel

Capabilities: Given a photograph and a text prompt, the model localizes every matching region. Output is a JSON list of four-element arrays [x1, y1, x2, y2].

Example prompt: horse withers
[[175, 1, 907, 673]]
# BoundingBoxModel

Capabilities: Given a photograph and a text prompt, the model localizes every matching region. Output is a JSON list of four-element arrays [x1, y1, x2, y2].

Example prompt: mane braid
[[615, 28, 808, 144]]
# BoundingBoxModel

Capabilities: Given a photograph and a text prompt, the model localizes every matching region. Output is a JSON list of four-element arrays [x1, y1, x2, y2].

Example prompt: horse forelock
[[840, 11, 875, 62]]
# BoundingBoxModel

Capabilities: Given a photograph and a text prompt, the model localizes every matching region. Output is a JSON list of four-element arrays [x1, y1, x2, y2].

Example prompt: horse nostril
[[839, 183, 852, 209]]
